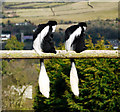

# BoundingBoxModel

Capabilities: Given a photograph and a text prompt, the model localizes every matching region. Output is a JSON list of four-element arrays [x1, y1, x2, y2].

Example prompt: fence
[[0, 50, 119, 59]]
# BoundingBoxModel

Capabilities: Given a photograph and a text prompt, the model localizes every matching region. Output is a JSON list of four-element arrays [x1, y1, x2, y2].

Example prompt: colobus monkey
[[65, 22, 87, 96], [33, 21, 57, 98]]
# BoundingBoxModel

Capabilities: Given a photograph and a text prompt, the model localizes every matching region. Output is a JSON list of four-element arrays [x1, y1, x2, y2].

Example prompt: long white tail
[[70, 59, 79, 96], [38, 59, 50, 98]]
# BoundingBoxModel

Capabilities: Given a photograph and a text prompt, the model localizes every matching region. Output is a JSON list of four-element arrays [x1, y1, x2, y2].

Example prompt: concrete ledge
[[0, 50, 119, 59]]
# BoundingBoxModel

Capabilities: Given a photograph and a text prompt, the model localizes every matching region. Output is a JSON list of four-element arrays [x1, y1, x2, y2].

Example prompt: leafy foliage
[[2, 59, 38, 87], [33, 36, 120, 112], [2, 59, 39, 110], [5, 35, 24, 50]]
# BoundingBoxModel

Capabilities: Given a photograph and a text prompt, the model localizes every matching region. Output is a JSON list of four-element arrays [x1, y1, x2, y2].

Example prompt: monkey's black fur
[[65, 22, 87, 53], [33, 21, 57, 53]]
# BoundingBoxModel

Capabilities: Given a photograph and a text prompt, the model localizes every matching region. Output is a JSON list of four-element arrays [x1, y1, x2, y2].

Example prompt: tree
[[7, 20, 11, 26], [5, 35, 24, 50], [2, 59, 38, 110], [2, 22, 6, 27]]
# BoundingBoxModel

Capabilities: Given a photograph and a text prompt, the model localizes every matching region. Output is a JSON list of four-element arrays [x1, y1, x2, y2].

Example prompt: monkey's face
[[52, 25, 56, 32], [83, 26, 87, 31]]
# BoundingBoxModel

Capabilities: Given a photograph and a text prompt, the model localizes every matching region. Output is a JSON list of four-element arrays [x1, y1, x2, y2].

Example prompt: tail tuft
[[38, 59, 50, 98], [70, 59, 79, 96]]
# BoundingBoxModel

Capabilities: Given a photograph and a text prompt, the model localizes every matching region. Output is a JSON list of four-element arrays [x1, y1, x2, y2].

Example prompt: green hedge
[[33, 36, 120, 112]]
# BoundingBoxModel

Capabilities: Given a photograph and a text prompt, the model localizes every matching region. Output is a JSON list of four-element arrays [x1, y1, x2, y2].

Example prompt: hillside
[[2, 1, 118, 27]]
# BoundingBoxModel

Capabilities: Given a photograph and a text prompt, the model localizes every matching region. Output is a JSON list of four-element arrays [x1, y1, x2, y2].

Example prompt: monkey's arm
[[33, 26, 49, 55]]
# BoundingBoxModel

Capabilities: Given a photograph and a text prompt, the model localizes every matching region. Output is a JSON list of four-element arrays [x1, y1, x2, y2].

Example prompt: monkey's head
[[47, 21, 57, 32], [47, 21, 57, 26], [78, 22, 87, 31]]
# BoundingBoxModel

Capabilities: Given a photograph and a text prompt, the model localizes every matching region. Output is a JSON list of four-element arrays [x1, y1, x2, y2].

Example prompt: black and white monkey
[[65, 22, 87, 96], [33, 21, 57, 98]]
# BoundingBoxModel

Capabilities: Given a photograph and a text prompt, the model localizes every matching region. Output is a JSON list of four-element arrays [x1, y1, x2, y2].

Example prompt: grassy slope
[[2, 2, 118, 30]]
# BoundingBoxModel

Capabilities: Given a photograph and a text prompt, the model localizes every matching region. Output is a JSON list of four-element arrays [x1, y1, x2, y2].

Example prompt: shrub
[[33, 36, 120, 112], [5, 35, 24, 50]]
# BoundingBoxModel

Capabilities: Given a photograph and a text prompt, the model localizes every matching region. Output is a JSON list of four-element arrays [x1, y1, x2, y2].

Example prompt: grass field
[[2, 2, 118, 29], [4, 2, 70, 9]]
